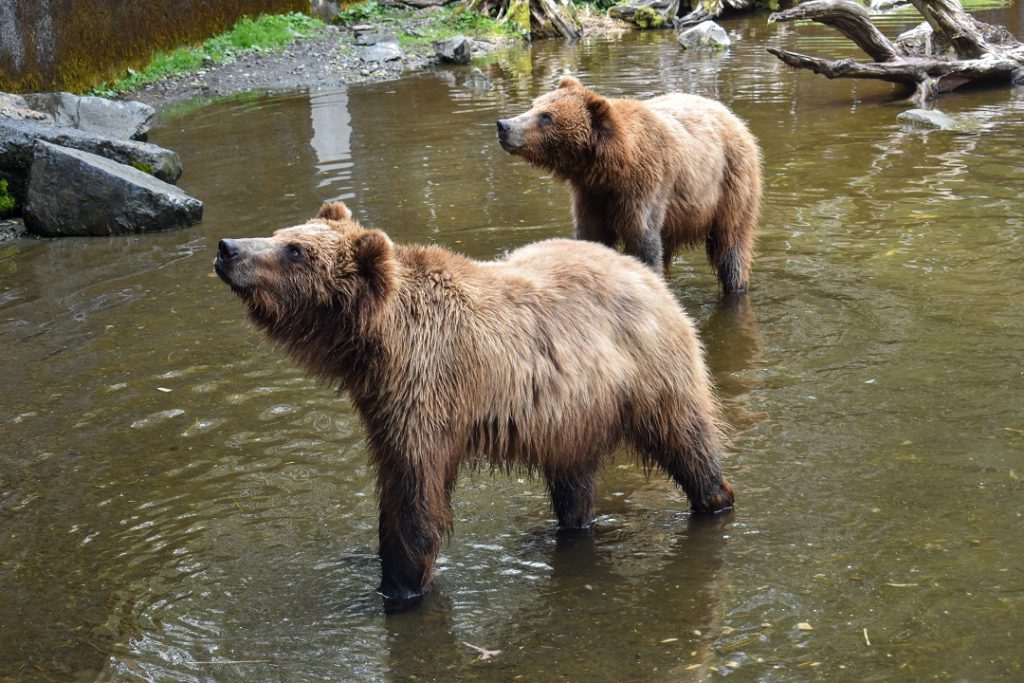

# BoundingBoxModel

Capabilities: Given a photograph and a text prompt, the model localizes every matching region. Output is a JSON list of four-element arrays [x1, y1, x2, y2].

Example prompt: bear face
[[214, 201, 394, 337], [496, 76, 614, 177]]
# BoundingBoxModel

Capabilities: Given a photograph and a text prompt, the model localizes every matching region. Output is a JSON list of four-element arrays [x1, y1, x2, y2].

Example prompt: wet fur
[[499, 77, 762, 293], [218, 203, 734, 606]]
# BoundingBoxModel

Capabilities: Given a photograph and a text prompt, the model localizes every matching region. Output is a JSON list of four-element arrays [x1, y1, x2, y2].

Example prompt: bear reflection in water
[[214, 202, 733, 612], [497, 76, 762, 294]]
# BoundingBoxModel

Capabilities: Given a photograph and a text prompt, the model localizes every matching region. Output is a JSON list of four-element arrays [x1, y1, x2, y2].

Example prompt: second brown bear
[[497, 76, 762, 294]]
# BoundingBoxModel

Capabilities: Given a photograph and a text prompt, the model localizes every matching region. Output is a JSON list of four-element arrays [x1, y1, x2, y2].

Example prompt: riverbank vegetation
[[333, 2, 527, 47], [92, 12, 325, 97], [0, 180, 14, 218]]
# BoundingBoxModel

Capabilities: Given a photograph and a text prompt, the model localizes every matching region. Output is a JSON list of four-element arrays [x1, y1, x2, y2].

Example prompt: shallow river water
[[2, 6, 1023, 682]]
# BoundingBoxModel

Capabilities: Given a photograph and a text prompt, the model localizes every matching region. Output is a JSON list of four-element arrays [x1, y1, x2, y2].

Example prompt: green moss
[[91, 12, 324, 96], [129, 160, 157, 175], [0, 180, 14, 218], [633, 6, 664, 28], [507, 0, 533, 35]]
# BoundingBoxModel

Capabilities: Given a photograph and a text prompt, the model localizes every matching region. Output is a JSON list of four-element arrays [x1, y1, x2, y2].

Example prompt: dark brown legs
[[545, 464, 598, 530]]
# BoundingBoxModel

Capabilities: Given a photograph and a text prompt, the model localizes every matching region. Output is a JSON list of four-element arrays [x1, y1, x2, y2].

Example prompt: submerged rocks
[[897, 108, 980, 133], [678, 21, 732, 51], [23, 142, 202, 237]]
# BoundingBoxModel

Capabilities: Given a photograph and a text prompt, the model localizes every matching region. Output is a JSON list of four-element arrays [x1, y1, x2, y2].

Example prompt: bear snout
[[496, 119, 519, 152], [218, 239, 240, 263], [214, 238, 244, 285]]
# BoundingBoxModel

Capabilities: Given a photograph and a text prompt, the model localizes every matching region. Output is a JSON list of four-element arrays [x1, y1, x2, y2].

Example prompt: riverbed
[[1, 6, 1023, 681]]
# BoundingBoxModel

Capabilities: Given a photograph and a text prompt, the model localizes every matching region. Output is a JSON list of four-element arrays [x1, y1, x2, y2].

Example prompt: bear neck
[[563, 110, 638, 190]]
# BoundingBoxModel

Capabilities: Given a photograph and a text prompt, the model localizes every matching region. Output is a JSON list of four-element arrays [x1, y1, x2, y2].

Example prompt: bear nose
[[218, 238, 240, 262], [496, 119, 510, 134]]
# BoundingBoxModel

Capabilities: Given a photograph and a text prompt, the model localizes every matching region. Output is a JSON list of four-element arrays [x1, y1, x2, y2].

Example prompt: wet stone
[[0, 118, 183, 205], [435, 36, 472, 65], [897, 108, 980, 133], [23, 141, 202, 237], [678, 21, 731, 50]]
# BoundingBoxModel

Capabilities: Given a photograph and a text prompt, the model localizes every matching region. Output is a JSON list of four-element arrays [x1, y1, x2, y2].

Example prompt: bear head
[[214, 201, 395, 336], [496, 75, 616, 177]]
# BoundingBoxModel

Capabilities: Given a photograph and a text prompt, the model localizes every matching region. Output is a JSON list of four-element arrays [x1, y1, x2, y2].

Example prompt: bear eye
[[285, 244, 304, 262], [538, 112, 553, 125]]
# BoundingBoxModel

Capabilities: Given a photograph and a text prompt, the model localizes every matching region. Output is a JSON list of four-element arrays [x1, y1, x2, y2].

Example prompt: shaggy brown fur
[[214, 202, 734, 610], [497, 76, 762, 294]]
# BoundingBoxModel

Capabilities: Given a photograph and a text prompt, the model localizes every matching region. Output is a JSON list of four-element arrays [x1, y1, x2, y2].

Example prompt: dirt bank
[[125, 11, 628, 111]]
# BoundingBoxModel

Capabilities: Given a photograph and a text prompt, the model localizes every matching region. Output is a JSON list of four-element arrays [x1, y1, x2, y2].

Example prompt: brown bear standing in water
[[214, 201, 734, 611], [497, 76, 762, 294]]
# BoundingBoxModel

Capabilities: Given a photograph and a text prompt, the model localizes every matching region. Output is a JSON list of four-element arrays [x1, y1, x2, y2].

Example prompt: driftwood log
[[609, 0, 751, 29], [677, 0, 751, 28], [766, 0, 1024, 103]]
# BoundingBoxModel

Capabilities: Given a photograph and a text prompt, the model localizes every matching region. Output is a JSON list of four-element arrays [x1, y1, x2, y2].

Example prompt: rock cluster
[[0, 91, 202, 237]]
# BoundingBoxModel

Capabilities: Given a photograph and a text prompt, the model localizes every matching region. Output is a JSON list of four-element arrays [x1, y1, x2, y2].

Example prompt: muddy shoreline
[[125, 11, 629, 112]]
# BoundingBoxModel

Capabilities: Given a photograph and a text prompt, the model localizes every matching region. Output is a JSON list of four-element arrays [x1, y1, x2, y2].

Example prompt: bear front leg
[[545, 464, 598, 530], [376, 463, 455, 612], [571, 189, 617, 248], [620, 204, 666, 273]]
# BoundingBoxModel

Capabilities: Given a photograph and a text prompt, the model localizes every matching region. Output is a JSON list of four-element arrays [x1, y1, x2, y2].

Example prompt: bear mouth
[[213, 257, 234, 285], [213, 257, 254, 297], [495, 122, 523, 154]]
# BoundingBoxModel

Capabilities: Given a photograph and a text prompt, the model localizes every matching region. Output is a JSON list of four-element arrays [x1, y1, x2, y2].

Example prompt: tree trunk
[[766, 0, 1024, 103], [470, 0, 581, 39]]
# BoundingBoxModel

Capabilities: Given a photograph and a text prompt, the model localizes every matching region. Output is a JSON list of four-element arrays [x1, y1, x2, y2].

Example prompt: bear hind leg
[[633, 416, 734, 514], [545, 464, 598, 530], [706, 231, 750, 295]]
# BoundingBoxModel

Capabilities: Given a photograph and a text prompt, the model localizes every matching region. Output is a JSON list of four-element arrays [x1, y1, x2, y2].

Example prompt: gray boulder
[[358, 39, 402, 63], [0, 93, 53, 123], [0, 118, 182, 205], [21, 92, 155, 141], [23, 142, 201, 237], [896, 108, 980, 133], [435, 36, 472, 65], [355, 31, 398, 46], [678, 21, 732, 51]]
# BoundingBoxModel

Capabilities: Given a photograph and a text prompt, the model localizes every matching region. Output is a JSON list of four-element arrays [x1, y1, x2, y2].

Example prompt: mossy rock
[[634, 6, 664, 28]]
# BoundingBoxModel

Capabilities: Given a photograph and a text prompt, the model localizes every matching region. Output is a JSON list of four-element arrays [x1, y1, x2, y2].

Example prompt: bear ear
[[558, 75, 584, 90], [586, 92, 611, 126], [351, 229, 396, 306], [353, 229, 393, 274], [315, 201, 352, 222]]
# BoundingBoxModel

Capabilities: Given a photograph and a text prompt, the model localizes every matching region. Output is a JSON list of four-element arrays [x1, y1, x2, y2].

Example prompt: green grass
[[92, 12, 324, 96], [334, 1, 393, 24], [333, 1, 524, 48], [0, 179, 13, 218], [398, 6, 526, 48]]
